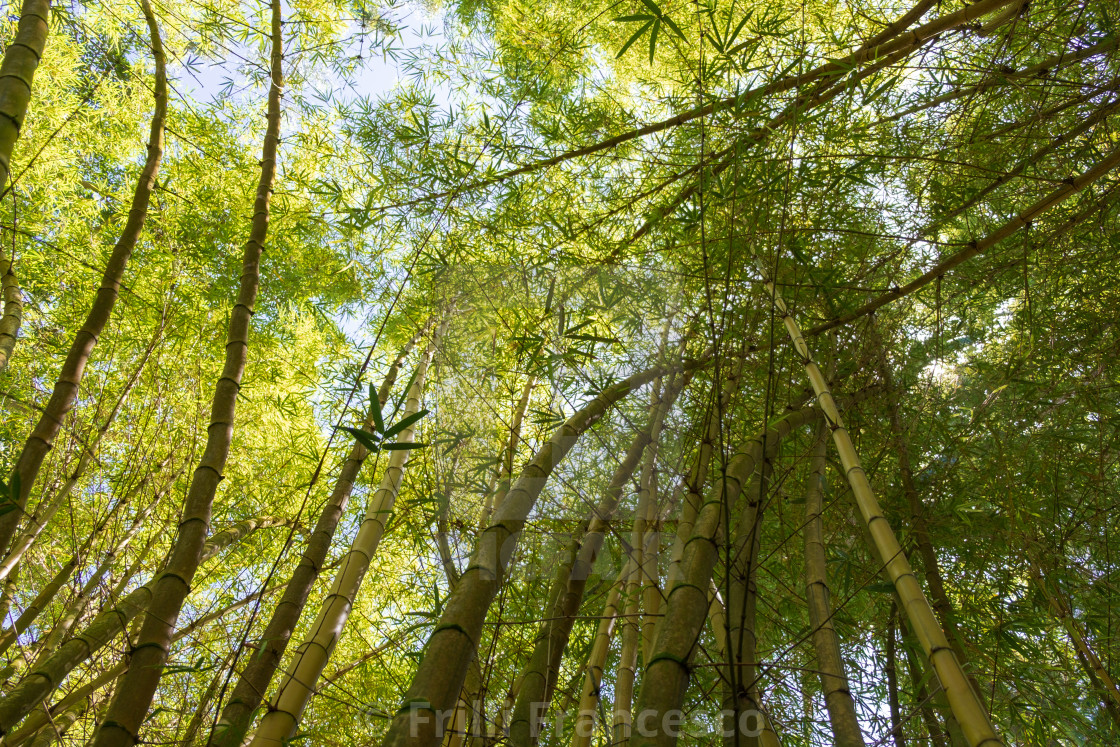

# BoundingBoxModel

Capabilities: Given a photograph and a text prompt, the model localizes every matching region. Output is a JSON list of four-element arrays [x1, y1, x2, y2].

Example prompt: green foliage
[[0, 0, 1118, 744]]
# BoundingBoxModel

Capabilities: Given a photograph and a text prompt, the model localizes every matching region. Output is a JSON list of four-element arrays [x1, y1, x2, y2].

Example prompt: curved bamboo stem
[[509, 370, 688, 747], [722, 447, 781, 747], [380, 359, 685, 746], [1030, 562, 1120, 725], [387, 0, 1007, 208]]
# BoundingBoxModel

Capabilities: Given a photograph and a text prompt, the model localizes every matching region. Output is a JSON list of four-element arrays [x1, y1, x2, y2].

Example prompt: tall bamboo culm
[[754, 258, 1002, 747], [570, 561, 629, 747], [802, 423, 866, 746], [630, 385, 878, 746], [381, 360, 684, 746], [87, 3, 278, 742], [248, 321, 445, 746]]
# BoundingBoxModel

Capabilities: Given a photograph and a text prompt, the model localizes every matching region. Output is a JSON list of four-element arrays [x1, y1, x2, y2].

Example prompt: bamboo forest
[[0, 0, 1118, 743]]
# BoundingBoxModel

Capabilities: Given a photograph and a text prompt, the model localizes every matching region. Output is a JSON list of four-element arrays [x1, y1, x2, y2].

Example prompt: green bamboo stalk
[[1030, 562, 1120, 725], [665, 368, 744, 590], [3, 579, 290, 746], [0, 0, 166, 548], [247, 324, 443, 747], [480, 376, 535, 531], [381, 360, 687, 746], [754, 262, 1001, 747], [722, 437, 781, 747], [630, 385, 877, 746], [26, 696, 85, 747], [632, 412, 811, 745], [207, 318, 436, 747], [0, 0, 51, 374], [879, 38, 1118, 126], [0, 244, 20, 374], [802, 423, 865, 746], [508, 370, 688, 747]]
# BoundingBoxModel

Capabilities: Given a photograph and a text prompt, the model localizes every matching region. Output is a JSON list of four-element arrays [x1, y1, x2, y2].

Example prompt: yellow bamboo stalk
[[754, 260, 1002, 747]]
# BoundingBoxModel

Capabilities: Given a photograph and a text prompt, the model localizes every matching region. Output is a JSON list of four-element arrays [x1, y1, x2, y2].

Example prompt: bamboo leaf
[[616, 20, 654, 60], [342, 427, 382, 452], [383, 408, 432, 440]]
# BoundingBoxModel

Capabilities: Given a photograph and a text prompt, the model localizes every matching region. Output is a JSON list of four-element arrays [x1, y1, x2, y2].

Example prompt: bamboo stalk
[[885, 606, 907, 747], [802, 423, 865, 746], [0, 244, 20, 375], [1030, 563, 1120, 724], [571, 562, 629, 747], [631, 384, 877, 745], [754, 262, 1002, 747], [480, 376, 535, 532], [381, 360, 688, 746], [722, 437, 781, 747], [3, 579, 290, 746], [612, 556, 642, 747], [1, 0, 166, 548], [389, 0, 1008, 207], [0, 0, 51, 374], [86, 2, 279, 741], [246, 325, 442, 747]]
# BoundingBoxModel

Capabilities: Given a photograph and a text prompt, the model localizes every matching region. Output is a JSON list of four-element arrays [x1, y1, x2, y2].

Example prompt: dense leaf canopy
[[0, 0, 1117, 745]]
